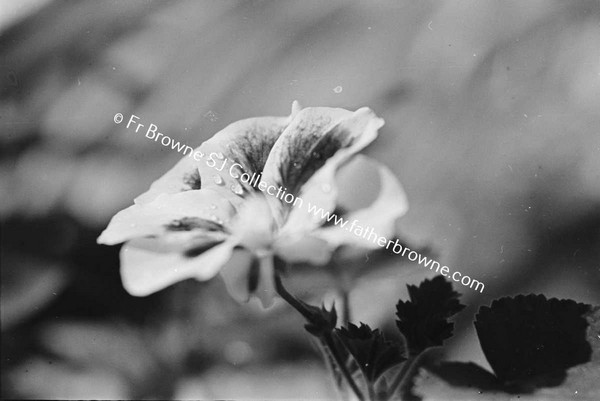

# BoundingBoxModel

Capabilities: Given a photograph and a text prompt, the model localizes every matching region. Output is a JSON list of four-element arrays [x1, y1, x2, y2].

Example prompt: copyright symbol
[[114, 113, 124, 124]]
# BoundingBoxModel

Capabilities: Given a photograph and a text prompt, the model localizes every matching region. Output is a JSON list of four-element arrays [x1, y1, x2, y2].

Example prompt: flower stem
[[317, 340, 349, 400], [321, 333, 364, 401], [274, 273, 365, 401], [340, 287, 350, 326], [366, 381, 376, 401], [273, 273, 312, 320], [384, 354, 419, 401]]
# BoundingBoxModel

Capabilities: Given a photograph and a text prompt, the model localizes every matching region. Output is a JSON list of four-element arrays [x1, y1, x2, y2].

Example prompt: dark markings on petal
[[321, 206, 349, 228], [183, 169, 202, 190], [225, 121, 286, 191], [184, 239, 225, 258], [166, 217, 226, 233], [280, 124, 353, 198], [247, 256, 260, 293]]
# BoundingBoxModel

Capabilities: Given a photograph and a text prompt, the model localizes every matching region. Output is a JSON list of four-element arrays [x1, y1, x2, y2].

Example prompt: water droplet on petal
[[292, 162, 300, 168], [230, 183, 244, 195], [129, 223, 136, 228], [321, 184, 331, 193], [312, 151, 321, 159], [210, 204, 217, 210], [333, 86, 343, 93], [213, 175, 224, 185]]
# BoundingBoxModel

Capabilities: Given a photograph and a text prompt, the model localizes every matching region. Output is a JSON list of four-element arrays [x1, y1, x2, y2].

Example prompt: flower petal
[[273, 108, 384, 233], [228, 195, 277, 253], [252, 255, 277, 308], [135, 103, 300, 206], [274, 235, 333, 265], [97, 190, 234, 246], [219, 248, 255, 303], [120, 237, 237, 296], [219, 249, 277, 308], [312, 156, 408, 249]]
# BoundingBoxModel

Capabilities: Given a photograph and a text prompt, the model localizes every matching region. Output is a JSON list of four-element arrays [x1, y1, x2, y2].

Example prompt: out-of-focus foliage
[[2, 0, 599, 399]]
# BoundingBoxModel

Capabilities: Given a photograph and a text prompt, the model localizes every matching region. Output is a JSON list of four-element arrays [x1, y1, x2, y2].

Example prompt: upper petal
[[97, 189, 234, 245], [135, 103, 300, 206], [269, 107, 384, 233], [312, 156, 408, 249]]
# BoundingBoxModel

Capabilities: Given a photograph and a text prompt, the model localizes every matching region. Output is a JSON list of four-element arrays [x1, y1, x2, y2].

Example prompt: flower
[[98, 102, 408, 307]]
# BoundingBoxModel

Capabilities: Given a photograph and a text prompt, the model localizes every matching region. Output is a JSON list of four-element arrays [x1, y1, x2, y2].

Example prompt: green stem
[[340, 287, 350, 326], [333, 263, 351, 326], [317, 340, 348, 400], [384, 355, 419, 401], [273, 273, 312, 320], [321, 332, 364, 401], [366, 381, 376, 401], [274, 273, 365, 401]]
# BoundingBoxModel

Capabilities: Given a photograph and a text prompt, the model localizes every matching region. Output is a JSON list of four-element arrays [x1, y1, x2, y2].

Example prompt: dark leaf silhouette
[[396, 276, 465, 355], [415, 304, 600, 400], [474, 295, 591, 385], [422, 361, 503, 391], [301, 301, 338, 337], [584, 306, 600, 362], [335, 322, 405, 382]]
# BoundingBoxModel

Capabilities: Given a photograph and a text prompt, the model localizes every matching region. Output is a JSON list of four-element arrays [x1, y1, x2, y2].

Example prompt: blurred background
[[1, 0, 599, 399]]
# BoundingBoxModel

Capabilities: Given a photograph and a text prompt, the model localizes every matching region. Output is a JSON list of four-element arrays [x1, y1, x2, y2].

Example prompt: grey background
[[1, 0, 599, 399]]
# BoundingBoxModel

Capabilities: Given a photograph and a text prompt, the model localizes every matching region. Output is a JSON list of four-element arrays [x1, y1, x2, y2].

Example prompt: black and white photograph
[[1, 1, 599, 400]]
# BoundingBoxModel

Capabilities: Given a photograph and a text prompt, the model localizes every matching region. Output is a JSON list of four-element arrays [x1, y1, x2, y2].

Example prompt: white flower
[[98, 102, 408, 307]]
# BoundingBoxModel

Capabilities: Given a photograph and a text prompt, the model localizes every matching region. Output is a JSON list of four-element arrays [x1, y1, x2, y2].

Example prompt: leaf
[[415, 304, 600, 400], [521, 306, 600, 398], [417, 362, 503, 395], [415, 357, 600, 401], [301, 301, 338, 337], [395, 276, 465, 356], [474, 294, 591, 385], [335, 323, 405, 383], [584, 306, 600, 362], [413, 366, 514, 401]]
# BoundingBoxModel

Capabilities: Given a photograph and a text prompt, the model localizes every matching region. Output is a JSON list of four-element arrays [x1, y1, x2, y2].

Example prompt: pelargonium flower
[[98, 102, 408, 307]]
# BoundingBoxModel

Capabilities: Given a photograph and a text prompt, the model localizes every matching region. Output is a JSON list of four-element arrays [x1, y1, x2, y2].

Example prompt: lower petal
[[253, 254, 277, 308], [97, 190, 233, 246], [219, 247, 254, 303], [120, 238, 237, 296]]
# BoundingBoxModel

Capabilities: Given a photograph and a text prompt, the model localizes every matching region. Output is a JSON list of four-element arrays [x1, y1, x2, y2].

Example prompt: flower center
[[230, 196, 277, 253]]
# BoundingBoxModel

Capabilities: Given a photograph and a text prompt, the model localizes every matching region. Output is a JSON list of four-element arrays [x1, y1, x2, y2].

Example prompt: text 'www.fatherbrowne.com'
[[114, 113, 485, 293]]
